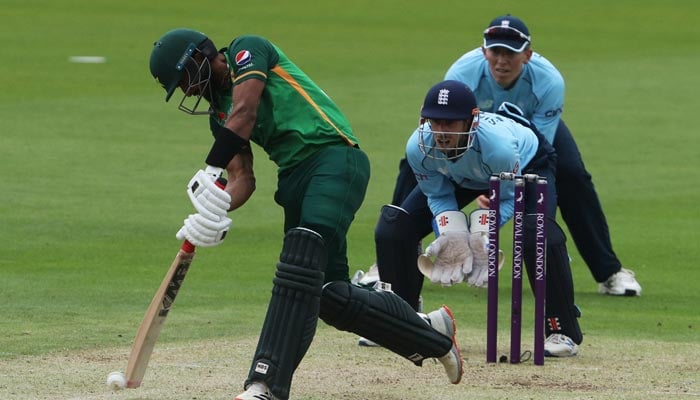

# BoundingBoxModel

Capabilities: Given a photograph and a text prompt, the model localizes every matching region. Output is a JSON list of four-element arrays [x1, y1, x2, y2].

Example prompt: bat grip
[[180, 176, 228, 254], [181, 241, 195, 253]]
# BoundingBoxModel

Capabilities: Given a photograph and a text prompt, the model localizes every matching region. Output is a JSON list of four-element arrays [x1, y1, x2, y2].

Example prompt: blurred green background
[[1, 0, 698, 358]]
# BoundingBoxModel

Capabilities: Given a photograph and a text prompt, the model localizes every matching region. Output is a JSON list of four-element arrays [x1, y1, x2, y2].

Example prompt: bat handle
[[180, 176, 228, 254], [181, 240, 195, 253]]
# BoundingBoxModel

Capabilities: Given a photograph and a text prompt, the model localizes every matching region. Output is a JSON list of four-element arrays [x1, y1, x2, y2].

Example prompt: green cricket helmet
[[149, 28, 218, 113]]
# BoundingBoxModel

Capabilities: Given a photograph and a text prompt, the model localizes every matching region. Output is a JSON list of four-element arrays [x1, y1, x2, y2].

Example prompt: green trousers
[[275, 145, 370, 282]]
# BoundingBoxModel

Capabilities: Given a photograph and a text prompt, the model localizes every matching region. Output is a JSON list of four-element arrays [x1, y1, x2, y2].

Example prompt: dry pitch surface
[[2, 325, 698, 400]]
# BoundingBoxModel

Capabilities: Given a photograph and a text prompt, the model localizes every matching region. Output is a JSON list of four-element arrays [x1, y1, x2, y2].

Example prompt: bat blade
[[124, 241, 195, 388]]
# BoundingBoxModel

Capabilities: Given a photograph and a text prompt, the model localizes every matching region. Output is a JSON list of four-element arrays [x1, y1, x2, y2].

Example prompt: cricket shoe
[[425, 305, 463, 384], [234, 382, 278, 400], [544, 334, 579, 357], [598, 268, 642, 296]]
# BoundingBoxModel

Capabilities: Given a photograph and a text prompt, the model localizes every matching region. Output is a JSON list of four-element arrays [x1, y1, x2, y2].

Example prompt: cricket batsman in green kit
[[149, 28, 463, 400]]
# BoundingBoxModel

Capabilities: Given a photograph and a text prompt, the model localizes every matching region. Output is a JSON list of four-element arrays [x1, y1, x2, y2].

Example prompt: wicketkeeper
[[375, 80, 583, 357]]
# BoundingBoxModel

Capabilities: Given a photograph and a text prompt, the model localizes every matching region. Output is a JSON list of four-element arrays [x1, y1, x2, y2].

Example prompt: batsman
[[375, 80, 583, 357], [149, 29, 463, 400]]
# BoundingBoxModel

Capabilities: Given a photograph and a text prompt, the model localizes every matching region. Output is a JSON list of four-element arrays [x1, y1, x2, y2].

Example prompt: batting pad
[[319, 281, 452, 365], [245, 227, 327, 400]]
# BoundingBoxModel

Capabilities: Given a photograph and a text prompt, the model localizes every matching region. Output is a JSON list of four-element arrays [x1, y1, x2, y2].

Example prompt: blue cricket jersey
[[445, 48, 564, 144], [406, 111, 539, 225]]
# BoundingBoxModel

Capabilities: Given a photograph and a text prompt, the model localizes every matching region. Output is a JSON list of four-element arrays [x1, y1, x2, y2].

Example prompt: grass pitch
[[1, 0, 699, 398]]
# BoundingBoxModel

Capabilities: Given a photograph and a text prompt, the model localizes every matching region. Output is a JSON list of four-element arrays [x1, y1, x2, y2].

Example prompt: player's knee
[[280, 227, 326, 267], [524, 215, 566, 247], [522, 215, 570, 284], [274, 227, 327, 293], [319, 280, 410, 332], [375, 204, 416, 242], [374, 205, 421, 278], [320, 281, 389, 330], [319, 281, 361, 329]]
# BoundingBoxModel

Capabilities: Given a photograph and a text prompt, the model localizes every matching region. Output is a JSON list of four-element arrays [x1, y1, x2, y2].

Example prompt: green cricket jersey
[[209, 35, 358, 173]]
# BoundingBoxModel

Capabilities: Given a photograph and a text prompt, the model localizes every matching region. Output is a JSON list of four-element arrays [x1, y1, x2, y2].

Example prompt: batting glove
[[186, 167, 231, 221], [176, 213, 232, 248]]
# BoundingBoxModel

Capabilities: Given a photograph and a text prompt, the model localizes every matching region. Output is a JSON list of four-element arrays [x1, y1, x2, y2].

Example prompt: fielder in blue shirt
[[376, 80, 583, 356], [377, 14, 640, 297]]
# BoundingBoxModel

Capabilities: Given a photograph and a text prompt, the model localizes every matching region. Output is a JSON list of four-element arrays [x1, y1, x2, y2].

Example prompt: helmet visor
[[418, 111, 479, 160], [176, 48, 213, 115]]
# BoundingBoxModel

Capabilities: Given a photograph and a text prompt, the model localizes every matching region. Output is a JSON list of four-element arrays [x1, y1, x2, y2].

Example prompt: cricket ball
[[106, 371, 126, 391]]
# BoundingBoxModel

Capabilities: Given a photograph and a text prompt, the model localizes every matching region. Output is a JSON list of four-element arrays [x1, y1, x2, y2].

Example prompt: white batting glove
[[176, 213, 232, 247], [467, 209, 504, 288], [186, 167, 231, 221], [420, 211, 472, 287]]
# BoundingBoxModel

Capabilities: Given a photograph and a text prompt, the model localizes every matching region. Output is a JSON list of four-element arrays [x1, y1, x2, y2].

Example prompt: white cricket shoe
[[426, 305, 463, 384], [598, 268, 642, 296], [234, 382, 278, 400], [544, 334, 579, 357]]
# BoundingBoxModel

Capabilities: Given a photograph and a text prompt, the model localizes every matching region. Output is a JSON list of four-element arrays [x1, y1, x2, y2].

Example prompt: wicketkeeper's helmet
[[418, 80, 480, 160]]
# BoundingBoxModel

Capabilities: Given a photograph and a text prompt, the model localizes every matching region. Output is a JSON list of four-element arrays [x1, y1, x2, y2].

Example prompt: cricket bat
[[124, 240, 196, 388], [124, 177, 227, 389]]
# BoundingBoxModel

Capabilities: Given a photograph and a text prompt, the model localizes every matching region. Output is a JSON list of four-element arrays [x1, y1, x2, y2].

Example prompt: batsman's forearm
[[224, 150, 255, 211], [225, 177, 256, 211]]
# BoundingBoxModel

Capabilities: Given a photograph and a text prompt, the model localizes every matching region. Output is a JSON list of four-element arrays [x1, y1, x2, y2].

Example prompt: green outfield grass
[[1, 0, 699, 397]]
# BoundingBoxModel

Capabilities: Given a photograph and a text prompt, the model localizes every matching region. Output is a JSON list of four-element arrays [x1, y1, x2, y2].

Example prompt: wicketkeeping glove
[[186, 167, 231, 221], [467, 209, 504, 288], [418, 211, 472, 287], [176, 213, 232, 247]]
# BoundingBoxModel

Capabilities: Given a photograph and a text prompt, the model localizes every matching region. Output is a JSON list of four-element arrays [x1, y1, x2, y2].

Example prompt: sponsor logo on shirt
[[235, 50, 252, 66]]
